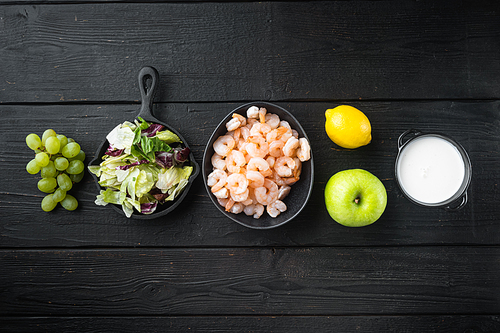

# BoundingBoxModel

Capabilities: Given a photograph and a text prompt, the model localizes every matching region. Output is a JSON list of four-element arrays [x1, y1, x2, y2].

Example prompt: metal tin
[[395, 129, 471, 210]]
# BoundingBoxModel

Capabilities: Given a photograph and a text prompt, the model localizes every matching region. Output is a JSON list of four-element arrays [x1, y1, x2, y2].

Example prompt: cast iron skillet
[[88, 66, 200, 219], [202, 102, 314, 229]]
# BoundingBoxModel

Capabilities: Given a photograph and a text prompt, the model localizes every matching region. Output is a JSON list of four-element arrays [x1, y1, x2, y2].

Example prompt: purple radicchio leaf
[[105, 145, 124, 157], [140, 202, 157, 214], [141, 123, 164, 137], [173, 147, 190, 164], [150, 188, 169, 202], [152, 192, 169, 202], [155, 151, 175, 169], [117, 159, 149, 170]]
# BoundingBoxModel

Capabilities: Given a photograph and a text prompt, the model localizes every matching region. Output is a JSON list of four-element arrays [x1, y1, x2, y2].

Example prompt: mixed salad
[[88, 117, 193, 217]]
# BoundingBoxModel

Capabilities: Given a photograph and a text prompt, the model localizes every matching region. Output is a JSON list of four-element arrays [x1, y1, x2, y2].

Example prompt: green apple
[[324, 169, 387, 227]]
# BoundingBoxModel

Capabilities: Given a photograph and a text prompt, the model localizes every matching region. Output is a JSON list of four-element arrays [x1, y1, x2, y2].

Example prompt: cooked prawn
[[226, 173, 248, 195], [283, 137, 299, 157], [213, 187, 228, 199], [254, 179, 279, 206], [246, 136, 269, 158], [207, 169, 227, 193], [267, 200, 287, 218], [226, 150, 246, 174], [274, 156, 296, 178], [265, 113, 280, 129], [279, 128, 293, 144], [296, 137, 311, 162], [244, 203, 265, 219], [247, 106, 260, 119], [230, 188, 249, 202], [229, 202, 244, 214], [213, 135, 235, 157], [247, 157, 272, 177], [250, 123, 272, 137], [278, 185, 291, 201], [269, 140, 285, 158], [226, 113, 246, 132], [266, 126, 289, 142], [246, 170, 265, 188], [211, 153, 226, 171]]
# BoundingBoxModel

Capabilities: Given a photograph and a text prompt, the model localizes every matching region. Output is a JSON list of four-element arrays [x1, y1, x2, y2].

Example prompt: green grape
[[54, 157, 69, 171], [62, 142, 81, 158], [35, 152, 50, 167], [26, 159, 41, 174], [52, 188, 67, 203], [41, 194, 57, 212], [67, 137, 75, 143], [38, 177, 57, 193], [57, 173, 73, 191], [40, 161, 57, 178], [69, 150, 86, 162], [66, 159, 84, 174], [45, 136, 61, 154], [42, 129, 57, 145], [69, 171, 85, 183], [61, 194, 78, 211], [26, 133, 42, 150], [56, 134, 68, 152]]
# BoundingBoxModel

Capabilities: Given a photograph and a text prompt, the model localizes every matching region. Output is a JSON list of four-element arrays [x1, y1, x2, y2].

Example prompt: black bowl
[[88, 67, 200, 219], [202, 101, 314, 229]]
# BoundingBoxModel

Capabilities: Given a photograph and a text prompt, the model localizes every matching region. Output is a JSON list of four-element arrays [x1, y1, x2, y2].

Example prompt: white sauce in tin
[[397, 136, 465, 204]]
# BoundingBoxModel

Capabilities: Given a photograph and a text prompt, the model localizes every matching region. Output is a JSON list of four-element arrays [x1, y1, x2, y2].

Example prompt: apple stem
[[354, 198, 360, 204]]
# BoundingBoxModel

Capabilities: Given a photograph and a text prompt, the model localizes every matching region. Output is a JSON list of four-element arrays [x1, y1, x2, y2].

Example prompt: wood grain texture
[[1, 101, 499, 247], [1, 247, 499, 316], [1, 315, 500, 333], [1, 1, 499, 103]]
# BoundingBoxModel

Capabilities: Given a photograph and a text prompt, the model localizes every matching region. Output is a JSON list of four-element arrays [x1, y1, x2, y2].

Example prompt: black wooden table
[[1, 1, 500, 332]]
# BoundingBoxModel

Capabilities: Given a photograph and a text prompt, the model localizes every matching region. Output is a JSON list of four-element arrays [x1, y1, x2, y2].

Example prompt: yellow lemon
[[325, 105, 372, 149]]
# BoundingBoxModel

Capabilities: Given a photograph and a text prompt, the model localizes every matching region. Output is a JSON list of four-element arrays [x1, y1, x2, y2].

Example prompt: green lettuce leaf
[[156, 130, 182, 144], [95, 188, 121, 206], [135, 169, 156, 198]]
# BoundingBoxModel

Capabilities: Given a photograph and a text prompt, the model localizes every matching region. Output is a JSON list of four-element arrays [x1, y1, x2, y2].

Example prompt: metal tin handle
[[445, 191, 468, 211], [398, 129, 422, 150], [137, 66, 159, 119]]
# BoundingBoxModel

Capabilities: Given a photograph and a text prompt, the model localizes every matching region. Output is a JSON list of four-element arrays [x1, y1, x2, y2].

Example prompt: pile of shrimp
[[207, 106, 311, 219]]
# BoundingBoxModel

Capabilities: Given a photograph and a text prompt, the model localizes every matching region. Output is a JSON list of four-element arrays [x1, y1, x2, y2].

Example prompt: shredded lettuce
[[90, 119, 193, 217]]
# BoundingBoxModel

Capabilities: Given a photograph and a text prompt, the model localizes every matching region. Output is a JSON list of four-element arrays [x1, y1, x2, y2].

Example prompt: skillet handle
[[137, 66, 159, 119]]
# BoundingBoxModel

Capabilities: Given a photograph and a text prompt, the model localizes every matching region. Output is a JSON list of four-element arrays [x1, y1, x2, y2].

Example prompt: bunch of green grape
[[26, 129, 84, 212]]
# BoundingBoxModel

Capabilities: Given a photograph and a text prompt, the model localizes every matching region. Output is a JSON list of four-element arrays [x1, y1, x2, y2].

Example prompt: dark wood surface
[[1, 1, 499, 332]]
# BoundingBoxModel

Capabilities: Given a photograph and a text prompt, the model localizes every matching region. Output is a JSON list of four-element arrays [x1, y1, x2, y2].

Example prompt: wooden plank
[[1, 2, 499, 103], [2, 315, 500, 333], [1, 101, 499, 247], [1, 247, 499, 315]]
